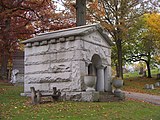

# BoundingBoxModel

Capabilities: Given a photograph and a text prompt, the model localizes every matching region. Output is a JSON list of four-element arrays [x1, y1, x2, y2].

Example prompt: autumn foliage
[[0, 0, 75, 79], [146, 13, 160, 49]]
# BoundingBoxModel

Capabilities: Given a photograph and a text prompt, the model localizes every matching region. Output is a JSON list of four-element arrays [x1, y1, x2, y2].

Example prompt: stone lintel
[[66, 36, 75, 41], [48, 39, 56, 44], [59, 37, 66, 42], [25, 36, 78, 48], [33, 42, 40, 46], [75, 36, 82, 40], [40, 40, 48, 45]]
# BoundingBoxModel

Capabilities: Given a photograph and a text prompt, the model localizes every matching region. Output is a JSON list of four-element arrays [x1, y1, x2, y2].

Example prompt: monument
[[10, 50, 24, 85], [22, 23, 113, 101]]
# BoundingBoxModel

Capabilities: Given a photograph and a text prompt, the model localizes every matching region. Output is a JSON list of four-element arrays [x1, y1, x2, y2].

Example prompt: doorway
[[88, 54, 105, 91]]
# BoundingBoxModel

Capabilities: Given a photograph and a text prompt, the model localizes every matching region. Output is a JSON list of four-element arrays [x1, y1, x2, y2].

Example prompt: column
[[96, 65, 104, 91], [104, 66, 112, 92]]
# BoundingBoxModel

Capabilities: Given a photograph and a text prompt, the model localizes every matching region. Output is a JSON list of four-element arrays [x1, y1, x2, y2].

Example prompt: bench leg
[[37, 90, 41, 104], [31, 90, 37, 105], [53, 87, 57, 94], [51, 96, 59, 101]]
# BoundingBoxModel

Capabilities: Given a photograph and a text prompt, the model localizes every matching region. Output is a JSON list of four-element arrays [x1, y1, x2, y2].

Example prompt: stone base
[[82, 91, 99, 102], [62, 92, 83, 101], [62, 91, 99, 102], [21, 91, 125, 102], [21, 91, 100, 102], [99, 91, 125, 102], [114, 90, 125, 100]]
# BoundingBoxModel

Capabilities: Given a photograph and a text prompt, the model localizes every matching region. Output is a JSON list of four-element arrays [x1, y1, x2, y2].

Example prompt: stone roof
[[22, 23, 113, 46]]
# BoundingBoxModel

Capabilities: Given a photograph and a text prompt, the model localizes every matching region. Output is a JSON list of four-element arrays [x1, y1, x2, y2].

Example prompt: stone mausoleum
[[22, 24, 113, 101]]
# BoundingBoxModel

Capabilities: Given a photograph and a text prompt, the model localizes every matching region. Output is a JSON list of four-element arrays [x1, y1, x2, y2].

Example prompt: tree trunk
[[116, 39, 123, 79], [146, 53, 152, 78], [76, 0, 86, 26], [0, 18, 10, 80], [0, 51, 9, 80], [115, 63, 119, 77], [145, 61, 151, 78]]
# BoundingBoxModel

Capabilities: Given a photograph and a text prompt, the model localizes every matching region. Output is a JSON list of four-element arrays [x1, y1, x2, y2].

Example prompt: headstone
[[142, 71, 147, 77], [149, 84, 155, 90], [144, 84, 150, 89], [154, 82, 160, 87], [10, 69, 19, 84], [11, 50, 24, 85], [139, 67, 143, 75]]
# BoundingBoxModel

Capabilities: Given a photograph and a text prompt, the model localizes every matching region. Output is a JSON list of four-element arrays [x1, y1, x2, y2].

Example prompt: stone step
[[99, 91, 113, 95], [99, 92, 124, 102]]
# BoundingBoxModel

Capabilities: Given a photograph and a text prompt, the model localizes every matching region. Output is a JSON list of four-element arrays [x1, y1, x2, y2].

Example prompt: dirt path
[[124, 91, 160, 106]]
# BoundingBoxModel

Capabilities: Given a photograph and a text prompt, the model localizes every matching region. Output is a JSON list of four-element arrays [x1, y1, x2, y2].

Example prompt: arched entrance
[[88, 54, 105, 91]]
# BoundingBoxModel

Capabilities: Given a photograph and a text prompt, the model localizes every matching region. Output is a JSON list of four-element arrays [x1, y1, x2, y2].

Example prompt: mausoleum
[[22, 24, 113, 101]]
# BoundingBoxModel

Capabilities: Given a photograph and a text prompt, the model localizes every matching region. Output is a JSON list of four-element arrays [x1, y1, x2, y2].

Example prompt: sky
[[53, 0, 65, 11]]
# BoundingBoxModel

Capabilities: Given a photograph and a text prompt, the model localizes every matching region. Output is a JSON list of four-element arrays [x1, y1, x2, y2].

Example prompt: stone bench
[[30, 87, 61, 104]]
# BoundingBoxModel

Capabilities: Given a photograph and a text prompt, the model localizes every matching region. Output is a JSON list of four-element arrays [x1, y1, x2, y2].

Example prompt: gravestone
[[139, 67, 143, 75], [22, 24, 113, 101], [149, 84, 155, 90], [144, 84, 150, 89], [10, 50, 24, 85], [142, 71, 147, 77], [154, 82, 160, 87]]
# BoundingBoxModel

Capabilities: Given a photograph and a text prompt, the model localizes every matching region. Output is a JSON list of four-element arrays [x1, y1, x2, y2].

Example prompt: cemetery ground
[[123, 77, 160, 95], [1, 74, 160, 120], [123, 69, 160, 95]]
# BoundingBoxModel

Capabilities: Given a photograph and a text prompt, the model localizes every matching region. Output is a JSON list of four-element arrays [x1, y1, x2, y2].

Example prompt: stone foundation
[[21, 91, 125, 102]]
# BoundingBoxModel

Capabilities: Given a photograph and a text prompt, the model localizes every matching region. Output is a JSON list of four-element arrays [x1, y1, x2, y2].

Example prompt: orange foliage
[[0, 0, 75, 53], [0, 0, 76, 77], [146, 13, 160, 49], [147, 13, 160, 34]]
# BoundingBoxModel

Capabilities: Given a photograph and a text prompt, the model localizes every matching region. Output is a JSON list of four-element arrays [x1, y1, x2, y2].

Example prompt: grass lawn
[[123, 68, 159, 78], [123, 77, 160, 95], [1, 81, 160, 120]]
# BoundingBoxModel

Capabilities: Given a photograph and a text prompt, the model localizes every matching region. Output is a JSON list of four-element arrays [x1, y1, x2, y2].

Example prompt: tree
[[125, 14, 159, 78], [146, 13, 160, 49], [146, 13, 160, 68], [87, 0, 159, 78], [0, 0, 75, 80]]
